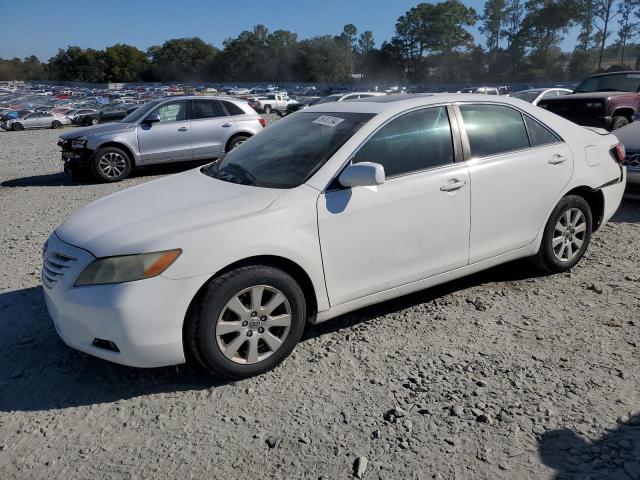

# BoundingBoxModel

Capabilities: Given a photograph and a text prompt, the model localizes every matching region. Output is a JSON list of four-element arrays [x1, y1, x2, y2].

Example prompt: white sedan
[[512, 88, 573, 105], [43, 94, 626, 378]]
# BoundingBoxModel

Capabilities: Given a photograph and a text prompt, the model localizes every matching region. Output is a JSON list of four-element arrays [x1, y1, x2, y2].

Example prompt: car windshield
[[119, 100, 158, 123], [513, 90, 542, 103], [203, 111, 374, 189], [574, 73, 640, 93]]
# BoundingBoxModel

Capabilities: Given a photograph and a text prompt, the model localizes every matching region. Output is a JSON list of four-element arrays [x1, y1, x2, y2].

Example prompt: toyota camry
[[42, 94, 626, 378]]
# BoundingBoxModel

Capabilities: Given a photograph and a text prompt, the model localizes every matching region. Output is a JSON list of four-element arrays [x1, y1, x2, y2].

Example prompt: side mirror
[[143, 112, 160, 124], [338, 162, 385, 188]]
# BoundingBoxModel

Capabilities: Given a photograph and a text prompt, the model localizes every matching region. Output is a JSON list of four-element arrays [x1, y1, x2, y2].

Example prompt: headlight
[[71, 138, 87, 149], [75, 249, 182, 287]]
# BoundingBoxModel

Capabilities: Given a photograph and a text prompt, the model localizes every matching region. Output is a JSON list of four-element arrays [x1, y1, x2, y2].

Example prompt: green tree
[[593, 0, 618, 70], [48, 47, 104, 82], [615, 0, 640, 66], [358, 31, 375, 54], [147, 37, 218, 81], [480, 0, 507, 58], [102, 44, 149, 82]]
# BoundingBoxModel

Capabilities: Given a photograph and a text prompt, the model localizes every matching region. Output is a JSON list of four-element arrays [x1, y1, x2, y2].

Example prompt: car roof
[[590, 70, 640, 78], [303, 93, 534, 115]]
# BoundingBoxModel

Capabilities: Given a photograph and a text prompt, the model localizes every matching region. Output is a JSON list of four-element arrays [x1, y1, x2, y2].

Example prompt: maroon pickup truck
[[538, 71, 640, 131]]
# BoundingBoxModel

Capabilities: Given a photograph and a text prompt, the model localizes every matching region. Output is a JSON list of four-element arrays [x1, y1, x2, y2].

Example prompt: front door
[[317, 106, 471, 306], [138, 100, 192, 164]]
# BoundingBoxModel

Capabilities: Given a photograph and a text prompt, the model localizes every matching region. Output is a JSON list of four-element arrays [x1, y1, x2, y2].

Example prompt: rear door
[[137, 99, 192, 164], [455, 103, 573, 263], [190, 99, 236, 159]]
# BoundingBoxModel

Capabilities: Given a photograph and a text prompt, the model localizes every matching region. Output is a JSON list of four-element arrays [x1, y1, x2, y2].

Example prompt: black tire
[[51, 120, 62, 129], [263, 105, 272, 114], [90, 146, 132, 183], [611, 116, 629, 130], [90, 117, 100, 125], [12, 123, 24, 131], [226, 134, 250, 152], [534, 195, 592, 273], [186, 265, 307, 379]]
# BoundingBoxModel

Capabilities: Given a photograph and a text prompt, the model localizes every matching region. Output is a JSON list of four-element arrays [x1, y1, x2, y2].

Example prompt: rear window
[[460, 104, 529, 157], [222, 102, 245, 116]]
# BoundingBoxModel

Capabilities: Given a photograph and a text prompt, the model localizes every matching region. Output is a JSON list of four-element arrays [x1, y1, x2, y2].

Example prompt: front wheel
[[51, 120, 62, 129], [186, 265, 306, 378], [12, 123, 24, 131], [535, 195, 592, 273], [90, 118, 100, 126], [90, 146, 132, 182], [263, 105, 272, 114]]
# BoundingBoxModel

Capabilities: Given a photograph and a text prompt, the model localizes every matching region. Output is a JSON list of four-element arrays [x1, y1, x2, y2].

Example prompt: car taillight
[[258, 117, 266, 128], [612, 143, 626, 164]]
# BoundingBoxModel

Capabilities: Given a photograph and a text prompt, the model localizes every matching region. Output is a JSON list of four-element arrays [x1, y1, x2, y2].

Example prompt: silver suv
[[58, 96, 266, 182]]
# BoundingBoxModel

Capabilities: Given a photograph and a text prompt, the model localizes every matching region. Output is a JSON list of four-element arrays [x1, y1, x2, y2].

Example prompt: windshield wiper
[[226, 163, 257, 186]]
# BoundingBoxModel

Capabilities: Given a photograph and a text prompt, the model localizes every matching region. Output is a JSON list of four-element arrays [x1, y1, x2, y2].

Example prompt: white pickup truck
[[253, 94, 298, 114]]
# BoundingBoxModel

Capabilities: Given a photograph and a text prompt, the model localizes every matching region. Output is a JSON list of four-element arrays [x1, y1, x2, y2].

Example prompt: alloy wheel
[[98, 152, 127, 179], [215, 285, 292, 364], [552, 208, 587, 262]]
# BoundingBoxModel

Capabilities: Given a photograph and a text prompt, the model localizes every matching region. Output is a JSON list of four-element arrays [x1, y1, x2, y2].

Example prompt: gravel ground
[[0, 125, 639, 480]]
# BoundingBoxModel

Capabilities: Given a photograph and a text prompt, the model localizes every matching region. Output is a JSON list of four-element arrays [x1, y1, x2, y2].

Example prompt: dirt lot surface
[[0, 125, 639, 480]]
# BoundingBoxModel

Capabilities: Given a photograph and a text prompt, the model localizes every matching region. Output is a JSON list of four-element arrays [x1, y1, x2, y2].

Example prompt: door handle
[[548, 154, 567, 165], [178, 126, 188, 132], [222, 123, 231, 128], [440, 179, 467, 192]]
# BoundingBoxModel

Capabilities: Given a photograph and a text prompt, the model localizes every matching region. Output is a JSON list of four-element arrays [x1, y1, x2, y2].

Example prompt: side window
[[459, 104, 529, 157], [557, 90, 570, 97], [222, 101, 245, 116], [541, 90, 556, 99], [352, 107, 454, 177], [192, 100, 225, 119], [155, 101, 187, 123], [524, 115, 560, 147]]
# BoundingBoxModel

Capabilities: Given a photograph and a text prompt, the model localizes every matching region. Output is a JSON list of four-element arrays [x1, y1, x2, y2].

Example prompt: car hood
[[55, 168, 283, 257], [58, 122, 135, 140]]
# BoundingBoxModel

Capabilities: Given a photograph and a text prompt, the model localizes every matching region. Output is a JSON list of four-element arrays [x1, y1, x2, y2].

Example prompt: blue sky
[[1, 0, 585, 61]]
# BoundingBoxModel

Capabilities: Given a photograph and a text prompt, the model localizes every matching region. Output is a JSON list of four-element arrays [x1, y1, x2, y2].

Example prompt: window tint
[[192, 100, 226, 119], [459, 104, 529, 157], [541, 90, 557, 99], [222, 101, 244, 116], [352, 107, 454, 177], [524, 115, 559, 146], [155, 101, 187, 123]]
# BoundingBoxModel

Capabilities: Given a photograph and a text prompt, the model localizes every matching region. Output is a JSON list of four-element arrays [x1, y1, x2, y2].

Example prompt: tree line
[[1, 0, 639, 84]]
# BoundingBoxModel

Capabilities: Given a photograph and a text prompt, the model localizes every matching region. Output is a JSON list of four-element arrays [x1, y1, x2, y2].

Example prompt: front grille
[[625, 152, 640, 171], [42, 251, 77, 288]]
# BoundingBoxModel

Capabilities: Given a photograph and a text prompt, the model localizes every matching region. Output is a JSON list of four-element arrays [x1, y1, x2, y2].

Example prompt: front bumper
[[42, 232, 208, 368]]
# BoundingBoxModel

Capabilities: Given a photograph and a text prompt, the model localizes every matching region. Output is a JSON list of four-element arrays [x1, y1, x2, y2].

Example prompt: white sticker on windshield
[[313, 115, 345, 127]]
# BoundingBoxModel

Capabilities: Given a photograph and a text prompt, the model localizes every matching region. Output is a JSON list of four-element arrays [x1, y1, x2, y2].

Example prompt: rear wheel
[[51, 120, 62, 129], [535, 195, 592, 272], [91, 118, 100, 125], [90, 146, 132, 182], [611, 116, 629, 130], [226, 134, 250, 152], [263, 105, 272, 114], [12, 123, 24, 131], [186, 265, 306, 378]]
